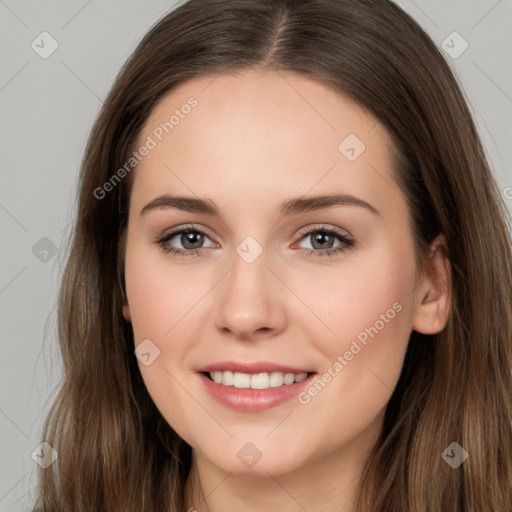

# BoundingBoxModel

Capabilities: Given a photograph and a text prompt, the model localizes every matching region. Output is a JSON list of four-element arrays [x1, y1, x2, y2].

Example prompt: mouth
[[197, 362, 317, 411], [202, 370, 314, 389]]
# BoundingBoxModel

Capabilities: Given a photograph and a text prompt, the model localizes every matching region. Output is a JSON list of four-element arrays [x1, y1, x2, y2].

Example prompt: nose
[[213, 247, 287, 341]]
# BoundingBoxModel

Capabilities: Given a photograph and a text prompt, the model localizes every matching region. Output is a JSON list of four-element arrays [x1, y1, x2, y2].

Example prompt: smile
[[197, 362, 317, 412], [206, 370, 309, 389]]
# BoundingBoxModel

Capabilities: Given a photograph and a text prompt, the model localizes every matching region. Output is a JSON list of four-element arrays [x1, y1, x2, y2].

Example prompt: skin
[[122, 69, 451, 512]]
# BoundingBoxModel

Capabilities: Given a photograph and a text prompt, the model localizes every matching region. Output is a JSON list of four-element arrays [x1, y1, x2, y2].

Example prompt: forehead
[[130, 69, 403, 218]]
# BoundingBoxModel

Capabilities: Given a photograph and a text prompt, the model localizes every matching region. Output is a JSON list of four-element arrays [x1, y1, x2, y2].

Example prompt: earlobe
[[411, 234, 452, 335], [123, 303, 131, 322]]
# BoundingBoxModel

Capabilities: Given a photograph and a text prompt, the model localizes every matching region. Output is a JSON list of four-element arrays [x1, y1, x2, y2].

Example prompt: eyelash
[[155, 224, 356, 258]]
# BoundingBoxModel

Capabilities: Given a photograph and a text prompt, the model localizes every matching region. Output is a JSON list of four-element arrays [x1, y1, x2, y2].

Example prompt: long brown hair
[[34, 0, 512, 510]]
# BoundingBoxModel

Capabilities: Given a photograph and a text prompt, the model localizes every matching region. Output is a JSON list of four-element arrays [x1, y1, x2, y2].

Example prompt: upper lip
[[198, 361, 315, 374]]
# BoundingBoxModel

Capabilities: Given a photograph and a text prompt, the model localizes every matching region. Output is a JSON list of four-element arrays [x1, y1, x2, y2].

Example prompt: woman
[[34, 0, 512, 510]]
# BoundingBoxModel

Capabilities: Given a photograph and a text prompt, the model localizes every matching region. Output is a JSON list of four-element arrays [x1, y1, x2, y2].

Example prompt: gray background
[[0, 0, 511, 509]]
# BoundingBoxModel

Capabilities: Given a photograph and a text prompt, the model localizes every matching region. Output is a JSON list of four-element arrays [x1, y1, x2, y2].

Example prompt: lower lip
[[198, 372, 316, 412]]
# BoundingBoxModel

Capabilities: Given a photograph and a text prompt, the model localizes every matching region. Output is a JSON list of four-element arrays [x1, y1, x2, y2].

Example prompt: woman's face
[[123, 70, 448, 477]]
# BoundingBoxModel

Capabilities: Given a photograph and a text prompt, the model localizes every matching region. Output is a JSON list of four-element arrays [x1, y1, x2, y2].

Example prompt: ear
[[411, 234, 452, 334], [122, 302, 131, 322]]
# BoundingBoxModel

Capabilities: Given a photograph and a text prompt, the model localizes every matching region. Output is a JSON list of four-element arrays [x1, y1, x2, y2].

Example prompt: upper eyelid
[[295, 223, 352, 239], [162, 223, 214, 238]]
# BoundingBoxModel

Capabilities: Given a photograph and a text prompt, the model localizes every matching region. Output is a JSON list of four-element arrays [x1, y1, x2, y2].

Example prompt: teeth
[[209, 371, 309, 389]]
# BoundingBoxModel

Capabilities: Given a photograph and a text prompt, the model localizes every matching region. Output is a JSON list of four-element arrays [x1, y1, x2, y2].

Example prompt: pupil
[[312, 232, 333, 250], [182, 231, 203, 249]]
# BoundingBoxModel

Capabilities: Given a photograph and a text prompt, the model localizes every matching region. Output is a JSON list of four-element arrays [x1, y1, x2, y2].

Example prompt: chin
[[193, 436, 313, 477]]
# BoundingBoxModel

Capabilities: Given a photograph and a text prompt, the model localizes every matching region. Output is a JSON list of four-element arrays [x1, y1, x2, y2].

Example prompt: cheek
[[124, 243, 209, 439], [124, 239, 211, 342], [292, 235, 416, 346], [293, 240, 416, 429]]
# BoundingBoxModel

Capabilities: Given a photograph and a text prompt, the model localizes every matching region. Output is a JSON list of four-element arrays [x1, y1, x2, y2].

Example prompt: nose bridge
[[213, 240, 285, 338]]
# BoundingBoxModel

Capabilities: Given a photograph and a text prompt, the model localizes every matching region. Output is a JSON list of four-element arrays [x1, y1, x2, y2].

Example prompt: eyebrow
[[140, 193, 380, 218]]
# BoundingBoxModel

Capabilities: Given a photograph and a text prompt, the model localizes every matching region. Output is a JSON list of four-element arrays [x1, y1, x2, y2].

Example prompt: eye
[[293, 225, 355, 257], [156, 225, 217, 256], [155, 223, 355, 258]]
